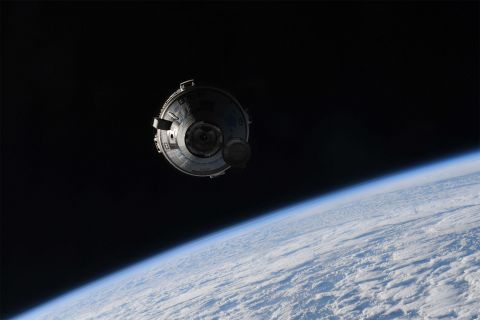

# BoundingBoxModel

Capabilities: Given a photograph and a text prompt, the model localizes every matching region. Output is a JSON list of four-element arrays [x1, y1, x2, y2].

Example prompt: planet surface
[[13, 152, 480, 319]]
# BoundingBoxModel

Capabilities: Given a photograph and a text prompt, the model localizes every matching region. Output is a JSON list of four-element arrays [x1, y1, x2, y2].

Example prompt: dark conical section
[[223, 139, 251, 168]]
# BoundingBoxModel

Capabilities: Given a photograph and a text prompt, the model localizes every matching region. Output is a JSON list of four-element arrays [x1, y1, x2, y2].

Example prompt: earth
[[14, 153, 480, 320]]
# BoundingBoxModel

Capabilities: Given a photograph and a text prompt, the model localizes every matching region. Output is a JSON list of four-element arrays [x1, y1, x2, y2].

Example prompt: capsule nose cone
[[222, 138, 251, 168]]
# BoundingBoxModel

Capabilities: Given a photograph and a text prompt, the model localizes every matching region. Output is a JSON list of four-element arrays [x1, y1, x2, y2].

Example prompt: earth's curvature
[[13, 152, 480, 319]]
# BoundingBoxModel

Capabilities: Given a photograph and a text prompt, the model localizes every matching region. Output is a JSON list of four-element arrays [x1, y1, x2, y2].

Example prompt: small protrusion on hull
[[153, 136, 163, 154], [180, 79, 195, 91], [153, 117, 173, 130]]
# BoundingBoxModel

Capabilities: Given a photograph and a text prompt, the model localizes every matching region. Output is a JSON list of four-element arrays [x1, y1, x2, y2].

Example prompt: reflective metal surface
[[153, 80, 251, 178]]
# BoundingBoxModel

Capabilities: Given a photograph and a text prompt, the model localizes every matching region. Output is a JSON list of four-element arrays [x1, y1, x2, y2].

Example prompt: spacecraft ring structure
[[153, 80, 251, 178]]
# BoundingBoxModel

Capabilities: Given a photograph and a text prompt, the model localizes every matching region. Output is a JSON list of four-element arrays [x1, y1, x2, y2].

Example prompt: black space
[[1, 2, 479, 317]]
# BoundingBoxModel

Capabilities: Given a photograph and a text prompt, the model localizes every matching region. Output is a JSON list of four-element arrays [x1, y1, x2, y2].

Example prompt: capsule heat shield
[[153, 80, 250, 177]]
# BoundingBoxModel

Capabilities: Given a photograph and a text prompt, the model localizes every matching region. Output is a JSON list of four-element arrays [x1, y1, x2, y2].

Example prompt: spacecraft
[[152, 80, 251, 178]]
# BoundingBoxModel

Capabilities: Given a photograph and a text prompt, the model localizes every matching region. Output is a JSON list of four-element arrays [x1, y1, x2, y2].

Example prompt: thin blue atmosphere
[[11, 150, 480, 320]]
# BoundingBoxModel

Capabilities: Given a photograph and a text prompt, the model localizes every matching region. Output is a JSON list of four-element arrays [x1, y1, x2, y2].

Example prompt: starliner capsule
[[152, 80, 251, 178]]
